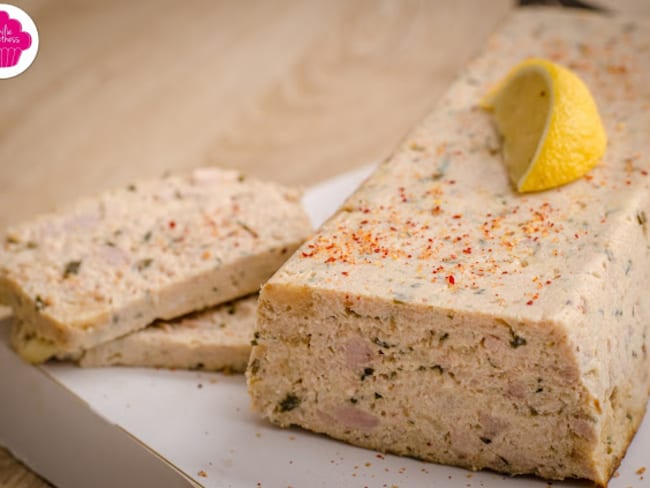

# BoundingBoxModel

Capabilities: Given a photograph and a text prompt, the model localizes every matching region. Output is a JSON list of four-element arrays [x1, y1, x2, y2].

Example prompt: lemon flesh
[[481, 58, 607, 193]]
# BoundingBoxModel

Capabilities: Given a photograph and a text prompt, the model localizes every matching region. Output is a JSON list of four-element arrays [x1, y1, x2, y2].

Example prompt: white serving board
[[1, 165, 649, 488]]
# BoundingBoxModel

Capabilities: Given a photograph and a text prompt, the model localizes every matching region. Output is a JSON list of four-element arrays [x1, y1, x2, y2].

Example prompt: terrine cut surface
[[247, 9, 650, 486], [0, 167, 311, 362], [80, 295, 257, 372]]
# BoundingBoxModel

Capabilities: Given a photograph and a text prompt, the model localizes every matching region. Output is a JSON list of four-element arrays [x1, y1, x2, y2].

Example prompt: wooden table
[[0, 0, 514, 485]]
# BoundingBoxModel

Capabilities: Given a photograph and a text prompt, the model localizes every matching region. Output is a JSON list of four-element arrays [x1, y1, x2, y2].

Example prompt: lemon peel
[[481, 58, 607, 193]]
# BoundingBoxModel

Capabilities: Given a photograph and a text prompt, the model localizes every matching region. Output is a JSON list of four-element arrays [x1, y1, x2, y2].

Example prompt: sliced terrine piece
[[0, 168, 311, 362], [247, 9, 650, 486], [79, 294, 257, 372]]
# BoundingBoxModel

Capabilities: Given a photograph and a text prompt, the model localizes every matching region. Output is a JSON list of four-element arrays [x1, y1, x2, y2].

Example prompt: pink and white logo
[[0, 10, 31, 67], [0, 4, 38, 79]]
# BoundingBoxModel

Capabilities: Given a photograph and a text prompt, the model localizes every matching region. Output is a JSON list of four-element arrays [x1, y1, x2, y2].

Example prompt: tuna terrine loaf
[[247, 9, 650, 486], [0, 168, 311, 363], [80, 294, 257, 372]]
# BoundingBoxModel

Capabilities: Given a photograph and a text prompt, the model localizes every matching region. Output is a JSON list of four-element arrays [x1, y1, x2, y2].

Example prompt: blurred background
[[1, 0, 514, 230], [0, 0, 647, 486]]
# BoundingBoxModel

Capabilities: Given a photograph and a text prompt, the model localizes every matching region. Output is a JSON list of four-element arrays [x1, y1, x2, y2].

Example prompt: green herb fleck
[[278, 393, 301, 412], [143, 231, 152, 242], [344, 307, 362, 318], [249, 359, 260, 375], [432, 158, 451, 180], [636, 211, 647, 226], [374, 337, 392, 349], [136, 258, 153, 271], [499, 319, 527, 348], [625, 259, 633, 275], [63, 260, 82, 279], [26, 241, 38, 249], [510, 334, 527, 348], [236, 220, 258, 238], [127, 184, 137, 192], [227, 303, 237, 315], [34, 295, 47, 311], [250, 331, 260, 346], [361, 367, 375, 380], [238, 174, 246, 182]]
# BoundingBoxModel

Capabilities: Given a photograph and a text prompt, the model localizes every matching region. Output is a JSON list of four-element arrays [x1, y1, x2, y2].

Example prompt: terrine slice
[[0, 168, 311, 362], [79, 294, 257, 372]]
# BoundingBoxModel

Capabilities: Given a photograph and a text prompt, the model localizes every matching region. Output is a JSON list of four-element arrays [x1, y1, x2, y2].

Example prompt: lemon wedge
[[481, 58, 606, 193]]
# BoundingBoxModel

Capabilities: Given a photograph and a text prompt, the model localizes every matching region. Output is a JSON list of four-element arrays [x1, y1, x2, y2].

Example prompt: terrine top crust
[[270, 10, 650, 325]]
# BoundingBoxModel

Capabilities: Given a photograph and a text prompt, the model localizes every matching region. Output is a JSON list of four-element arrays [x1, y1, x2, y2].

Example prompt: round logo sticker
[[0, 3, 38, 79]]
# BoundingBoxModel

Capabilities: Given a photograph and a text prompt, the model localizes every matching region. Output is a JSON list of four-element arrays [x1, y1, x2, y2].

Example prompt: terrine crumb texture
[[0, 167, 311, 362], [247, 9, 650, 486], [79, 294, 257, 372]]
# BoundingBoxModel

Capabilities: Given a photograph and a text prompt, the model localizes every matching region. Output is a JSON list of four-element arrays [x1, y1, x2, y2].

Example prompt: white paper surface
[[3, 164, 649, 488], [44, 362, 650, 488]]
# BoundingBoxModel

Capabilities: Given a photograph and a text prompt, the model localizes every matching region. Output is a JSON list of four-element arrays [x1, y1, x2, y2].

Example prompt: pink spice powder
[[0, 10, 32, 68]]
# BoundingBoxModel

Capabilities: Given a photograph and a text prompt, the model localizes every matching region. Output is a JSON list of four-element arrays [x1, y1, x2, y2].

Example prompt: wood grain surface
[[0, 0, 513, 229], [0, 0, 511, 486], [0, 449, 51, 488]]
